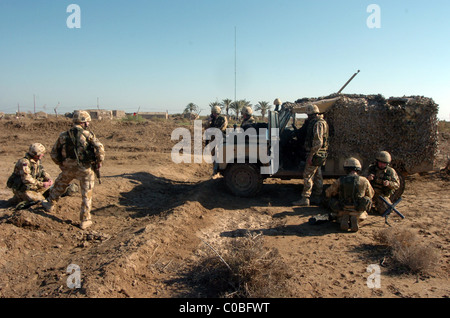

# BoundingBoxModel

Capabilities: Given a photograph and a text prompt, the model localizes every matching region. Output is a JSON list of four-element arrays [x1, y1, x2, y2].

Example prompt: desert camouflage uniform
[[241, 116, 256, 130], [10, 154, 51, 203], [47, 124, 105, 223], [326, 174, 374, 224], [302, 114, 329, 199], [364, 164, 400, 214], [209, 114, 228, 134]]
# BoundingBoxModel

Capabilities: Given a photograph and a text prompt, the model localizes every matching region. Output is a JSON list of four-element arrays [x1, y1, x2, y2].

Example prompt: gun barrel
[[337, 70, 360, 94]]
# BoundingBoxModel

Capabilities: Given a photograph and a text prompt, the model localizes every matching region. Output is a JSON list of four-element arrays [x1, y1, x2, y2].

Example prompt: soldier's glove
[[43, 180, 53, 188]]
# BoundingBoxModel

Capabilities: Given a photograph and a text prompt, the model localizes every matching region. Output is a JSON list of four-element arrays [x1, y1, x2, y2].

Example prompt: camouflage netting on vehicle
[[296, 94, 439, 173]]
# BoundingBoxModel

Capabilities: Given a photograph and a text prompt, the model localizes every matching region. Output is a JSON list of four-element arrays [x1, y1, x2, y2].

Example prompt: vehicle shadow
[[100, 172, 313, 218]]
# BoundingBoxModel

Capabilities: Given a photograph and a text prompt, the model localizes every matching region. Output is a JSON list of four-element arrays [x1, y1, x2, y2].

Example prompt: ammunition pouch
[[329, 196, 371, 213], [7, 173, 23, 190], [311, 151, 328, 166]]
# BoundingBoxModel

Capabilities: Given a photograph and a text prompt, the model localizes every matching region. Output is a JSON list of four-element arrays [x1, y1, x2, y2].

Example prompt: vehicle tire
[[224, 164, 263, 197]]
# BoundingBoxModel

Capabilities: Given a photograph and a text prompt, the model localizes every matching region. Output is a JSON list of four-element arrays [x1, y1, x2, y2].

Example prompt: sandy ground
[[0, 117, 449, 300]]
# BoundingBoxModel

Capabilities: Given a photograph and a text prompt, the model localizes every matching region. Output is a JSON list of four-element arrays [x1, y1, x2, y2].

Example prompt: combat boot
[[350, 215, 359, 232], [340, 214, 350, 231], [80, 220, 93, 230], [41, 200, 54, 213], [292, 197, 310, 207]]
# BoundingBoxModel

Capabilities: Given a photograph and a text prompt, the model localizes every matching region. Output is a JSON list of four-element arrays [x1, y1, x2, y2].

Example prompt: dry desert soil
[[0, 117, 449, 301]]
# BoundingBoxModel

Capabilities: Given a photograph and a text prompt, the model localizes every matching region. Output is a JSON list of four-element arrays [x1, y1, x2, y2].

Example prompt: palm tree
[[229, 99, 252, 119], [183, 102, 199, 119], [255, 101, 271, 121], [221, 98, 232, 118]]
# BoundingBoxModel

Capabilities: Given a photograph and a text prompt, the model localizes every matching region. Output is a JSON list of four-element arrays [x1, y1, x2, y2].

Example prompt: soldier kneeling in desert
[[325, 158, 374, 232]]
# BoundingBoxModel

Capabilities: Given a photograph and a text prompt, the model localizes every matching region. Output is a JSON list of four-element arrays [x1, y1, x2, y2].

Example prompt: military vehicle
[[213, 75, 439, 200]]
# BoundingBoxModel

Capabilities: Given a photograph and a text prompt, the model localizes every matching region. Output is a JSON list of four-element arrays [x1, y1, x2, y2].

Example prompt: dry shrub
[[374, 227, 440, 274], [194, 233, 292, 298]]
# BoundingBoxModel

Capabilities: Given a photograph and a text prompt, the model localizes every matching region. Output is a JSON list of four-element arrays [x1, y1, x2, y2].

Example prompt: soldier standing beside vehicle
[[240, 106, 256, 130], [42, 111, 105, 230], [293, 104, 329, 206], [7, 143, 53, 205], [363, 151, 400, 214], [325, 158, 374, 232]]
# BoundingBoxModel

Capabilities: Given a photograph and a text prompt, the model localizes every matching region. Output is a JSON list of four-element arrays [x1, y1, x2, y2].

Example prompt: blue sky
[[0, 0, 449, 119]]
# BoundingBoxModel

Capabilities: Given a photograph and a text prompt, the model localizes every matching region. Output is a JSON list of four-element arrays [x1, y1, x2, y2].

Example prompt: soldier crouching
[[325, 158, 374, 232], [7, 143, 53, 206], [42, 110, 105, 230], [363, 151, 400, 215]]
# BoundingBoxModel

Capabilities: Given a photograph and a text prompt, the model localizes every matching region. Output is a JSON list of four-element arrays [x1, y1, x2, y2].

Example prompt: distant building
[[131, 111, 168, 120], [112, 110, 126, 119], [86, 109, 113, 120]]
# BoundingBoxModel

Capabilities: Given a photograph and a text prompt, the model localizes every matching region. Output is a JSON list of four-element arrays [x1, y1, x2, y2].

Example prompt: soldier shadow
[[100, 172, 310, 218], [221, 207, 342, 239]]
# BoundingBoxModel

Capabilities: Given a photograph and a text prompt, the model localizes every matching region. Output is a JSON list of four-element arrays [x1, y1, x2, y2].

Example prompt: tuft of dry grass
[[374, 227, 440, 274], [193, 233, 292, 298]]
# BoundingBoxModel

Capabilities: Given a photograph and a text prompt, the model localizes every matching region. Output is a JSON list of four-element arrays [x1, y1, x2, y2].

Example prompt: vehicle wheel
[[224, 164, 263, 197]]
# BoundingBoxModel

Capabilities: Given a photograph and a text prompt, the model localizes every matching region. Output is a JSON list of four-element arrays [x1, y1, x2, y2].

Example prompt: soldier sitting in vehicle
[[205, 106, 228, 146], [363, 151, 400, 214], [7, 143, 53, 206], [240, 106, 256, 130], [325, 158, 374, 232], [207, 106, 228, 134]]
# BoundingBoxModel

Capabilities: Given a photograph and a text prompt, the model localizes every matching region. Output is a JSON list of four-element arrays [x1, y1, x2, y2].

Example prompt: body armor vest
[[65, 127, 96, 164], [305, 118, 329, 152]]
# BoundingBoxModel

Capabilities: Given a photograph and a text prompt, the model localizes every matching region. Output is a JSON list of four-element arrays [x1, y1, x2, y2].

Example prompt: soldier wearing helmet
[[42, 110, 105, 230], [207, 106, 228, 135], [293, 104, 329, 206], [205, 105, 228, 152], [363, 151, 400, 214], [240, 106, 255, 130], [273, 98, 282, 112], [7, 143, 53, 205], [325, 158, 374, 232]]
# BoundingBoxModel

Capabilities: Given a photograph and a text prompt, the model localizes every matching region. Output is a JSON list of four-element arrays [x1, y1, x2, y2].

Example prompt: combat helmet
[[306, 104, 320, 115], [376, 151, 392, 164], [273, 98, 282, 106], [241, 106, 253, 116], [73, 110, 91, 123], [211, 106, 222, 115], [28, 143, 46, 157], [344, 157, 362, 171]]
